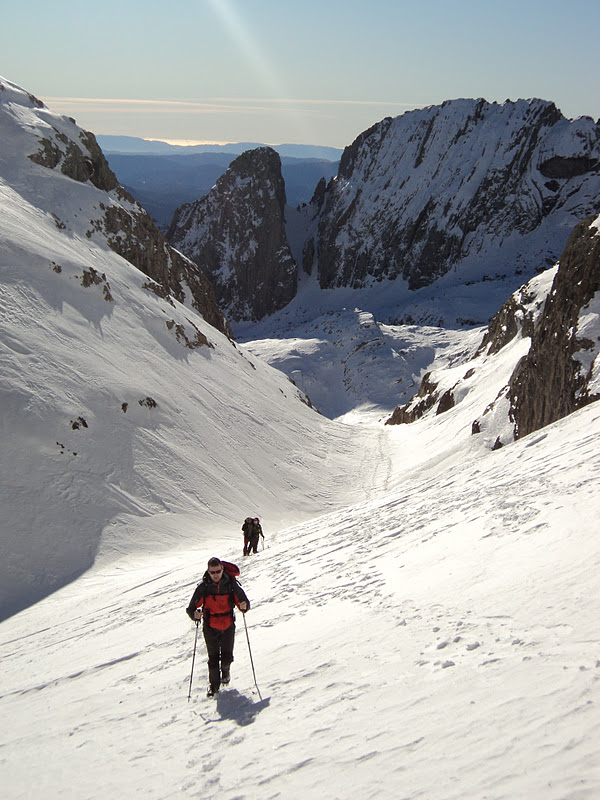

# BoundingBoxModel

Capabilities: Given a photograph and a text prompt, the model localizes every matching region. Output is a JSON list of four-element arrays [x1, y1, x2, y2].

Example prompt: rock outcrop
[[387, 215, 600, 448], [305, 98, 600, 295], [508, 216, 600, 438], [167, 147, 298, 322], [94, 201, 231, 337], [4, 79, 231, 338], [385, 372, 441, 425]]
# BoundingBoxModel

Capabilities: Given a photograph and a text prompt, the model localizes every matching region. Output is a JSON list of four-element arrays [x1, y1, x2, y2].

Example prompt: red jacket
[[186, 571, 250, 630]]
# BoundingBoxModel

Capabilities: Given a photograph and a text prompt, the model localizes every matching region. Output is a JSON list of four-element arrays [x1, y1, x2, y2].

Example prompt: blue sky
[[3, 0, 599, 147]]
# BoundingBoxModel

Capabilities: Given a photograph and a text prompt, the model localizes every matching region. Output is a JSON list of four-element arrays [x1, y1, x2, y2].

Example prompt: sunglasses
[[209, 568, 223, 575]]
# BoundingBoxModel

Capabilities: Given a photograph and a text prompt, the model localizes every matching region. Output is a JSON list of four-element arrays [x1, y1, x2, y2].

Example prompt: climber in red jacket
[[186, 557, 250, 696]]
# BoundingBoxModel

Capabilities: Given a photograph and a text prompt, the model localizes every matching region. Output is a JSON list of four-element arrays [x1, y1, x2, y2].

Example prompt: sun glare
[[144, 138, 232, 146], [206, 0, 278, 93], [205, 0, 315, 142]]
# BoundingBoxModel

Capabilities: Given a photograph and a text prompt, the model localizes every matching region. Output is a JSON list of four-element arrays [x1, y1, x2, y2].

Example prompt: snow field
[[1, 402, 599, 799]]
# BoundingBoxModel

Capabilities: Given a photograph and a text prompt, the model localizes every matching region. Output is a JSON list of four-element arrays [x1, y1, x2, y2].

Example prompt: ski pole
[[187, 621, 199, 702], [243, 612, 262, 701]]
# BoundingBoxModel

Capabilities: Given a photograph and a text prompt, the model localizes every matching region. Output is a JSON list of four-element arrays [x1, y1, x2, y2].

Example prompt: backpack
[[222, 560, 240, 579]]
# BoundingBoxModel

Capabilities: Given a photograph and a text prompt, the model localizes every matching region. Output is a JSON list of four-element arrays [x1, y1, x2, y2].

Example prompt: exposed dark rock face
[[477, 282, 546, 356], [99, 204, 232, 338], [167, 147, 298, 322], [29, 129, 120, 193], [539, 156, 598, 179], [27, 115, 231, 338], [508, 217, 600, 438], [436, 389, 456, 415], [385, 372, 440, 424], [305, 98, 600, 293]]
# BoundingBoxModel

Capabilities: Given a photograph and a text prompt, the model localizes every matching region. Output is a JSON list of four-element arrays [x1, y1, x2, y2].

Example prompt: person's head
[[254, 517, 259, 523], [207, 557, 223, 582]]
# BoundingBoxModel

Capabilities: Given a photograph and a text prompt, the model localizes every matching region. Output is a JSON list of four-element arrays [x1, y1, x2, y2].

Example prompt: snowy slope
[[1, 401, 598, 800], [236, 262, 530, 425], [240, 300, 484, 422], [0, 79, 391, 619]]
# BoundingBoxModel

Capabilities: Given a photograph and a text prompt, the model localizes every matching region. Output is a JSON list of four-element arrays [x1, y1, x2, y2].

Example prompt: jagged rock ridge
[[305, 98, 600, 293], [167, 147, 297, 322], [0, 78, 230, 338], [508, 216, 600, 438]]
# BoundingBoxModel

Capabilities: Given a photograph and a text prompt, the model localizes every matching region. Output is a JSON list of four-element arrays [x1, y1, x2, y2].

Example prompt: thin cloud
[[41, 97, 273, 113], [41, 96, 420, 112], [215, 98, 420, 108]]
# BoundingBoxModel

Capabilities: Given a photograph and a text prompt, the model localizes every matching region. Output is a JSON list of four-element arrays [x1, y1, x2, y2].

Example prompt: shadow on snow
[[215, 688, 270, 726]]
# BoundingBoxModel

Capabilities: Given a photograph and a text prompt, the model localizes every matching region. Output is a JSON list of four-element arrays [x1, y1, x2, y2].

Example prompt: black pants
[[249, 534, 259, 554], [203, 623, 235, 690]]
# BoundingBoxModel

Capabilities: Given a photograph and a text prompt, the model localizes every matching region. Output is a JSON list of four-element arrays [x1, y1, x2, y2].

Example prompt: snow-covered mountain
[[172, 97, 600, 328], [307, 99, 600, 300], [0, 78, 230, 338], [167, 147, 298, 321], [0, 77, 386, 620]]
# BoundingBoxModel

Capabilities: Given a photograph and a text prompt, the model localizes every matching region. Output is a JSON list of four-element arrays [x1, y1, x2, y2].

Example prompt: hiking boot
[[206, 684, 219, 697], [221, 667, 231, 685]]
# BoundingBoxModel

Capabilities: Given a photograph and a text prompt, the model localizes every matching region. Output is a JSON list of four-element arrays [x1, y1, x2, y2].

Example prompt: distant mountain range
[[96, 135, 343, 161], [97, 136, 341, 229]]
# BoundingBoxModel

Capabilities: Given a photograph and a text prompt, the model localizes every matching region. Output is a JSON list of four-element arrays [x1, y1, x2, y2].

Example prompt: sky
[[3, 0, 600, 148]]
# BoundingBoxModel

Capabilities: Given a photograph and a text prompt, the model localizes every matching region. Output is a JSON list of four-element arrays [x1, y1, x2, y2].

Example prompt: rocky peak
[[167, 146, 298, 322], [305, 98, 600, 298]]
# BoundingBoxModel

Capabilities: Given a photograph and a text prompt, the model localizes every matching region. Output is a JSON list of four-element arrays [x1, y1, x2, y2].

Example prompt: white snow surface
[[2, 403, 599, 800], [1, 77, 600, 799]]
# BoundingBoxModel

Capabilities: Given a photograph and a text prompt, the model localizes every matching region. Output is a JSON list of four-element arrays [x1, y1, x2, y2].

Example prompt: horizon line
[[40, 95, 422, 110]]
